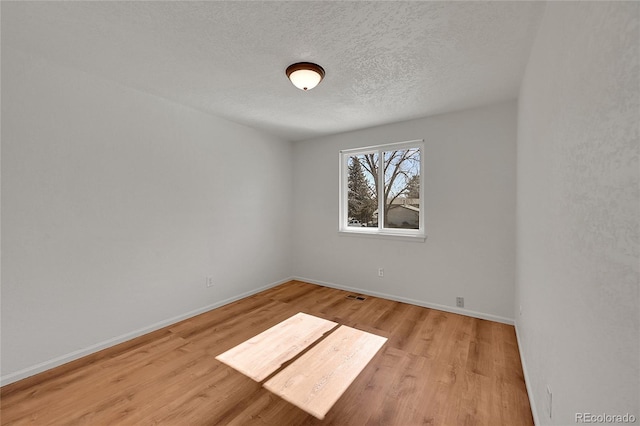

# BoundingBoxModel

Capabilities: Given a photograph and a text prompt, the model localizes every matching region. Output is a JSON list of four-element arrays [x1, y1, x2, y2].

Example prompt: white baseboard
[[293, 276, 514, 325], [515, 323, 539, 426], [0, 277, 292, 387]]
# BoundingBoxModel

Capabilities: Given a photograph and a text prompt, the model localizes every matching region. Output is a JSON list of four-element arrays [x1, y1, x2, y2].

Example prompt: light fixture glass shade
[[286, 62, 325, 91], [289, 69, 322, 91]]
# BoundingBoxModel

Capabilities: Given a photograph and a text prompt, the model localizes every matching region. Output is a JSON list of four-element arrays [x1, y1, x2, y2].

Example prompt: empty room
[[1, 1, 638, 425]]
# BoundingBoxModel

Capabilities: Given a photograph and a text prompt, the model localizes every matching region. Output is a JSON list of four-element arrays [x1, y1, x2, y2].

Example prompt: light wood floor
[[1, 280, 533, 425]]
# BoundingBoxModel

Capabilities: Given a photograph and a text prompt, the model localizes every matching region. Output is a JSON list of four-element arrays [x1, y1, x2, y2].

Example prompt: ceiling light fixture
[[286, 62, 325, 91]]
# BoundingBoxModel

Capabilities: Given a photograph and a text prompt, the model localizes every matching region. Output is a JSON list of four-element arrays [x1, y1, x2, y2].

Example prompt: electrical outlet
[[546, 385, 552, 419], [378, 268, 384, 277], [520, 305, 523, 316], [206, 276, 214, 288], [456, 297, 464, 308]]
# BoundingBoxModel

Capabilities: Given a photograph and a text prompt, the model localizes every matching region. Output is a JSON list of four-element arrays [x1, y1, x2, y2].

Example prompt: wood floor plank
[[264, 325, 387, 420], [0, 280, 533, 425], [1, 333, 191, 425], [332, 346, 406, 425], [215, 312, 337, 381]]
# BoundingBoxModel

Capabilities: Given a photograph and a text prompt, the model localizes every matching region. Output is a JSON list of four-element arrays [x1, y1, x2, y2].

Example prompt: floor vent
[[346, 295, 367, 301]]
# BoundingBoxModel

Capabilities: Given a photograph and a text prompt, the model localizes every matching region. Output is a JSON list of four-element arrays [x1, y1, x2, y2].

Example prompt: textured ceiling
[[2, 1, 545, 142]]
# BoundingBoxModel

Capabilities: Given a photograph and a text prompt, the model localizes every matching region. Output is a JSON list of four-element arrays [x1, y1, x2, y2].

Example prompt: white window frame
[[339, 139, 426, 242]]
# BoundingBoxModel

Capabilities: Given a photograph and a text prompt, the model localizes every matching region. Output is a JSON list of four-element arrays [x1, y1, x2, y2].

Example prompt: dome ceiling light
[[285, 62, 325, 91]]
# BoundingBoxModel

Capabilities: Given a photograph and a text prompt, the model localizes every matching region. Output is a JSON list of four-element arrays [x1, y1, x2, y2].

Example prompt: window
[[339, 140, 425, 240]]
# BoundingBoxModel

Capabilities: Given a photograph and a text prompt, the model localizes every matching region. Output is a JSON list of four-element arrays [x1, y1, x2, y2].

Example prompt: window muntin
[[340, 140, 424, 239]]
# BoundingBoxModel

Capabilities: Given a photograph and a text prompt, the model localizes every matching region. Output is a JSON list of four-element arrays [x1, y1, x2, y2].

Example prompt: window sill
[[338, 229, 426, 242]]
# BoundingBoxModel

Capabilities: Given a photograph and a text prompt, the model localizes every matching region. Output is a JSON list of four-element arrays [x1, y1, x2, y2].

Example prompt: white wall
[[516, 3, 639, 424], [292, 101, 517, 322], [1, 48, 293, 383]]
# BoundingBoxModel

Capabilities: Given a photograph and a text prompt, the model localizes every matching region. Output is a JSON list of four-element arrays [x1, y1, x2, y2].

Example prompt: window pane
[[382, 148, 420, 229], [347, 153, 378, 227]]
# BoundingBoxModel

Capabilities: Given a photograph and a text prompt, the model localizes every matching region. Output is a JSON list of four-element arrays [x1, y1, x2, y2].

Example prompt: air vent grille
[[346, 295, 367, 301]]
